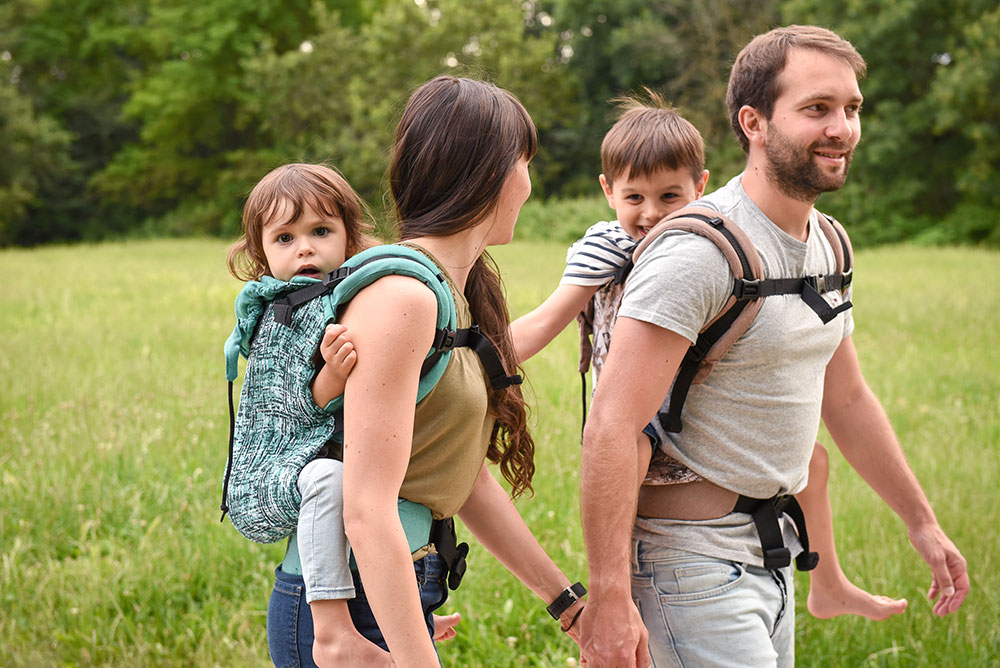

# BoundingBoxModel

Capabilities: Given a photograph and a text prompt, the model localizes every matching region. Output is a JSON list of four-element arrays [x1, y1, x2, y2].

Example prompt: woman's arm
[[510, 283, 598, 362], [457, 463, 585, 639], [339, 275, 441, 668]]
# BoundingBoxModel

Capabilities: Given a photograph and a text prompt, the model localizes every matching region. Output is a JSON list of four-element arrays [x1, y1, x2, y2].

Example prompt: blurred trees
[[1, 0, 997, 246]]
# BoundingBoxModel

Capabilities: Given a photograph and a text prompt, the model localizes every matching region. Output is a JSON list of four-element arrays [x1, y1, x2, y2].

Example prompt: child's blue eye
[[314, 227, 329, 237], [277, 233, 293, 243]]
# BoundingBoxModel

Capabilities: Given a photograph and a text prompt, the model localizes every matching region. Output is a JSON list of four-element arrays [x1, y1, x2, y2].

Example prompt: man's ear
[[739, 105, 767, 148], [598, 174, 615, 210]]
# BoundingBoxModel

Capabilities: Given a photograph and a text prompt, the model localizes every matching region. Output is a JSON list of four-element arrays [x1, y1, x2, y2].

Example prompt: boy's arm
[[510, 283, 598, 363], [822, 336, 968, 616], [312, 324, 356, 408]]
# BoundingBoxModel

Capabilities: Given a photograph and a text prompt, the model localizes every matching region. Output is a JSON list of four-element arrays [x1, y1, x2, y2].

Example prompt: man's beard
[[764, 124, 854, 203]]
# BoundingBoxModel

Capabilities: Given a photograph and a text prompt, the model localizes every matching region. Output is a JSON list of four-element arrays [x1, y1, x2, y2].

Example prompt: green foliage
[[2, 0, 997, 248], [542, 0, 779, 193], [1, 239, 998, 666], [0, 60, 74, 245], [782, 0, 1000, 247]]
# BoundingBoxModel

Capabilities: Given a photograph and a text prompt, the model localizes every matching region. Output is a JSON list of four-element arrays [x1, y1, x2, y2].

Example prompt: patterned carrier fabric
[[225, 296, 336, 544]]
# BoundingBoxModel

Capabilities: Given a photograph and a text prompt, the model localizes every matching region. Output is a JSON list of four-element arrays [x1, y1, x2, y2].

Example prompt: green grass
[[1, 239, 997, 667]]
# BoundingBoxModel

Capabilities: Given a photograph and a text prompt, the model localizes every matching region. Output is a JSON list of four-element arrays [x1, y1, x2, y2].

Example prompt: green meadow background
[[1, 238, 998, 667]]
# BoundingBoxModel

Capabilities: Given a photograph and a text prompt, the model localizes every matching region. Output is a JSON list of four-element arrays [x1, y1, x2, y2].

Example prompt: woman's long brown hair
[[391, 76, 537, 498]]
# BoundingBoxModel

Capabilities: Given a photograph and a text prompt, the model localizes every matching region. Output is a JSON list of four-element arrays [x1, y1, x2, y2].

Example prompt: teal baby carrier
[[220, 244, 519, 585]]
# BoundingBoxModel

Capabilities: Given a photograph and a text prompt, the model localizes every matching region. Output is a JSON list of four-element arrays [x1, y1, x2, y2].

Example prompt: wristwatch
[[546, 582, 587, 619]]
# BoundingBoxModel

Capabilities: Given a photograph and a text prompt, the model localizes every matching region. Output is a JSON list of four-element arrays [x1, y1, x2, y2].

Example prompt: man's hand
[[577, 597, 650, 668], [908, 523, 969, 616]]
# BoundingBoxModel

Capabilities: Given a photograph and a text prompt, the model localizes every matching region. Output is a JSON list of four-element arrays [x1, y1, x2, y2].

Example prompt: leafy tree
[[543, 0, 779, 195], [783, 0, 1000, 245], [241, 0, 571, 229], [0, 59, 74, 245]]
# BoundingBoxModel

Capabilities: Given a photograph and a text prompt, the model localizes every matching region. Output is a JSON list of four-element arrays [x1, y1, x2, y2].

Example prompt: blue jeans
[[267, 553, 449, 667], [631, 540, 794, 668]]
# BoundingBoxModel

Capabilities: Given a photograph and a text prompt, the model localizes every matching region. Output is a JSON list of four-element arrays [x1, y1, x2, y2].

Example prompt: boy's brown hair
[[227, 163, 377, 281], [601, 89, 705, 188], [727, 25, 867, 153]]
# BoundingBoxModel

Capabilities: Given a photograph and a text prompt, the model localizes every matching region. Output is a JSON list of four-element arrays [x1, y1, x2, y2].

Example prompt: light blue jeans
[[296, 458, 355, 603], [631, 539, 794, 668]]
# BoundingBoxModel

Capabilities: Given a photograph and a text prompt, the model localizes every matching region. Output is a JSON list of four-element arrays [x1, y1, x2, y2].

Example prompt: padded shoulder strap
[[633, 207, 766, 383], [277, 245, 459, 411], [817, 213, 854, 283]]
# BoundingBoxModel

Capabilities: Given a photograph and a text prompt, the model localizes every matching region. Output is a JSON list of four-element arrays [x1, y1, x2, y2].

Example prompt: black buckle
[[734, 278, 761, 299], [447, 543, 469, 590], [805, 275, 828, 293], [433, 328, 457, 351], [707, 216, 725, 228], [763, 547, 791, 570]]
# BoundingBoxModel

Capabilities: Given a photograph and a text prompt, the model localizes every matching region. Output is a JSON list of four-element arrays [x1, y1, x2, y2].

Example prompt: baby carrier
[[582, 206, 855, 571], [220, 244, 520, 588]]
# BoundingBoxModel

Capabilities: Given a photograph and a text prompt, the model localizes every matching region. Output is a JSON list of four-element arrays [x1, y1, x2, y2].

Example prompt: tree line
[[2, 0, 997, 247]]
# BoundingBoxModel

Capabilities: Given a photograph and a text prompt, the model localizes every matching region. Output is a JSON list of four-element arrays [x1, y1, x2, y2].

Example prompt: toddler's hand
[[320, 323, 357, 374]]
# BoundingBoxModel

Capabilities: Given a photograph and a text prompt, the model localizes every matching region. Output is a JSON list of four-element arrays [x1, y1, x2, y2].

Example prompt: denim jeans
[[267, 553, 449, 668], [631, 539, 794, 668]]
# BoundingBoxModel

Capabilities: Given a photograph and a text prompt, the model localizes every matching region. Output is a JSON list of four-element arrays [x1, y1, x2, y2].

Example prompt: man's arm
[[578, 315, 691, 668], [822, 336, 968, 616]]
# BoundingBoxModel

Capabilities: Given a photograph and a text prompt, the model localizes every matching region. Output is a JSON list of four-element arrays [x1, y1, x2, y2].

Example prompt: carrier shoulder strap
[[272, 244, 522, 404], [630, 206, 854, 434]]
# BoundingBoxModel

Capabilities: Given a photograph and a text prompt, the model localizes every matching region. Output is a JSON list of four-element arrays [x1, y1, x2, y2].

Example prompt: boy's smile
[[600, 167, 709, 241]]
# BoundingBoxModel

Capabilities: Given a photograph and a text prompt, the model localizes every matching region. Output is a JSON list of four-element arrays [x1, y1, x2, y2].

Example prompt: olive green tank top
[[399, 243, 495, 518]]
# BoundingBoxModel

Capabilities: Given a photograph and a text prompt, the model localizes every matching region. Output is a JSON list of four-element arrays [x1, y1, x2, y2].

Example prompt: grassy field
[[1, 238, 998, 667]]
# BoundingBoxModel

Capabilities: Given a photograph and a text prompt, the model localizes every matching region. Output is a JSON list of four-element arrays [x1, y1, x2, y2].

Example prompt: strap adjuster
[[433, 328, 457, 351], [734, 278, 761, 299], [322, 266, 352, 286], [806, 274, 828, 293]]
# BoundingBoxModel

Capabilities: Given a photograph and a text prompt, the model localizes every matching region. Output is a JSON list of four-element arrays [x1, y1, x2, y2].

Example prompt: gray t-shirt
[[619, 174, 853, 565]]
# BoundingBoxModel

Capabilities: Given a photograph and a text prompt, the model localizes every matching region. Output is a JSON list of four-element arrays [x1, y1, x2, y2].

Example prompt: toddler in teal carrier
[[222, 163, 402, 666]]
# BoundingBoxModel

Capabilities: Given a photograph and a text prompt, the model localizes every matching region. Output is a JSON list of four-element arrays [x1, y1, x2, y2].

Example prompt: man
[[577, 25, 968, 668]]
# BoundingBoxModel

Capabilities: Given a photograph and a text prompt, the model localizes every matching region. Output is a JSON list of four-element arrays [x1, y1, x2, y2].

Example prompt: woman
[[267, 76, 585, 668]]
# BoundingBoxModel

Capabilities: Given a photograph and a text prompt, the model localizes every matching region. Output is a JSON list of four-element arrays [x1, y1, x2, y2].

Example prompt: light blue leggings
[[295, 458, 355, 603]]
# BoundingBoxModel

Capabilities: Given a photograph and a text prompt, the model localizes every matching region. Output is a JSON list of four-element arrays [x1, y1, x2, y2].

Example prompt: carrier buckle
[[807, 275, 828, 293], [735, 278, 761, 299]]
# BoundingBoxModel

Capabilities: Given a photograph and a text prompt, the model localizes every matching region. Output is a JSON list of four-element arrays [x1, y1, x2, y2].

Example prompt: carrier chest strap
[[422, 325, 522, 391], [733, 494, 819, 571]]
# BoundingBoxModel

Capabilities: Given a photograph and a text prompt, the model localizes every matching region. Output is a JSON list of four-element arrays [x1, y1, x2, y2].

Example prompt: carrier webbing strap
[[733, 494, 819, 571], [271, 253, 433, 327], [648, 210, 854, 434], [421, 326, 522, 391], [221, 380, 236, 521], [658, 299, 751, 433]]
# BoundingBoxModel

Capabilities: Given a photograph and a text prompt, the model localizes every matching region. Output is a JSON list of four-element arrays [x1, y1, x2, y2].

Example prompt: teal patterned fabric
[[221, 245, 459, 545], [226, 279, 335, 544]]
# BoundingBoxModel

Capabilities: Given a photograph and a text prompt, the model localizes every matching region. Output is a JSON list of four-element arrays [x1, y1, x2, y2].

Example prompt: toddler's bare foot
[[433, 612, 461, 641], [807, 577, 908, 620], [313, 629, 394, 668]]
